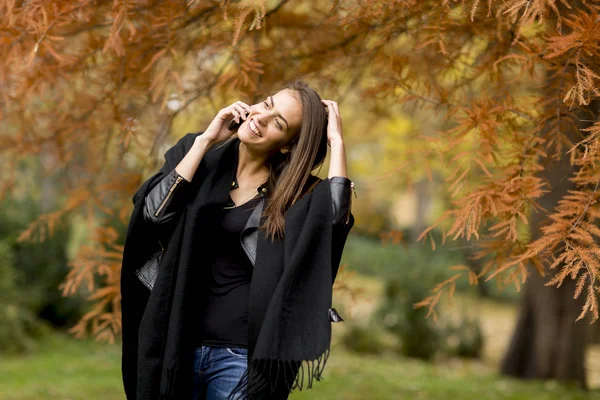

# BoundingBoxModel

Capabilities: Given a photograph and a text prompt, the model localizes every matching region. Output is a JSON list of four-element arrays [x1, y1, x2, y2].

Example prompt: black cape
[[120, 133, 354, 399]]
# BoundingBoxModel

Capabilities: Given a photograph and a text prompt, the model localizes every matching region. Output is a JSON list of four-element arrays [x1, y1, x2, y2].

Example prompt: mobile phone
[[228, 119, 242, 131]]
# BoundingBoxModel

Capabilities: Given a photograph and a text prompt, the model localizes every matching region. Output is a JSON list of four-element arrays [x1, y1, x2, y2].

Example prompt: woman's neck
[[237, 141, 270, 181]]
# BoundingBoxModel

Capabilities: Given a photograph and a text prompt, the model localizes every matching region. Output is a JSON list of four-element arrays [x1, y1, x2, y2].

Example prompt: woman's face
[[238, 89, 303, 155]]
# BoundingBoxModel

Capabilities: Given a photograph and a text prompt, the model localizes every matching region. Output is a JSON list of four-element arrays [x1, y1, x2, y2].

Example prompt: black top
[[196, 193, 262, 348]]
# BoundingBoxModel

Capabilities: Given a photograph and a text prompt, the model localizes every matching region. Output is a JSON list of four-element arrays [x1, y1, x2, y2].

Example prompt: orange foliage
[[2, 0, 600, 343]]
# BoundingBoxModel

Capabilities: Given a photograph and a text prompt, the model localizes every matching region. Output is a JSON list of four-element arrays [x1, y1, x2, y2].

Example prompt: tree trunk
[[500, 97, 596, 388], [500, 270, 587, 387], [588, 322, 600, 345]]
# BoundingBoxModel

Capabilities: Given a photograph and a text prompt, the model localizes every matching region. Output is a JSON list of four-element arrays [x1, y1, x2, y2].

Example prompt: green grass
[[0, 333, 122, 400], [291, 350, 598, 400], [0, 331, 597, 400]]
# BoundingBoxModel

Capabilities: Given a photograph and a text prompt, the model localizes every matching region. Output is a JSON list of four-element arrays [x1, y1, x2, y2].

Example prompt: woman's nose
[[254, 113, 268, 127]]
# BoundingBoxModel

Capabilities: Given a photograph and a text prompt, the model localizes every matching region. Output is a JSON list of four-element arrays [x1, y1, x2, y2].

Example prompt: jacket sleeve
[[329, 177, 355, 284], [329, 176, 353, 226], [142, 169, 190, 224], [132, 132, 201, 206]]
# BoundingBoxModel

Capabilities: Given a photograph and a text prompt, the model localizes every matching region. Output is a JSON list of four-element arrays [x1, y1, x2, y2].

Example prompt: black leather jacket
[[142, 169, 353, 265]]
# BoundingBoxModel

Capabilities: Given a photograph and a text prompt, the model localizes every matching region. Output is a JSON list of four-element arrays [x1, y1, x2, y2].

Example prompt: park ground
[[1, 273, 600, 400]]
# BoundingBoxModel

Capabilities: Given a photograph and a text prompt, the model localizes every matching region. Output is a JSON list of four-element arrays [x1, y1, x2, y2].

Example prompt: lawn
[[0, 333, 122, 399], [1, 330, 598, 400], [1, 233, 597, 399]]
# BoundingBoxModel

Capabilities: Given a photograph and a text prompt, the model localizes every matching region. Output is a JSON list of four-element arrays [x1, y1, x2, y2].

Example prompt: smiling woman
[[120, 78, 355, 400], [229, 86, 331, 240], [244, 94, 294, 137]]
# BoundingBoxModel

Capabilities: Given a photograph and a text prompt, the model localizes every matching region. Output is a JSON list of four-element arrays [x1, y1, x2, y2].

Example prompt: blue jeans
[[191, 345, 248, 400]]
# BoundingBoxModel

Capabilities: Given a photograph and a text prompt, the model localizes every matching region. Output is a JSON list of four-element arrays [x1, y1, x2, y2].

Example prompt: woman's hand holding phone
[[177, 100, 250, 181], [196, 101, 251, 147]]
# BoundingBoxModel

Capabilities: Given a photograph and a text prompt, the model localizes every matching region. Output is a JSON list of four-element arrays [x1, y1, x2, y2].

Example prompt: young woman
[[120, 79, 355, 400]]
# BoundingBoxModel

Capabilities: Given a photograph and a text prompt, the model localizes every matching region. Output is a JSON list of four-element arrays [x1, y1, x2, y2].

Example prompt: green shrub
[[441, 315, 484, 359], [378, 279, 442, 360], [341, 234, 469, 292], [0, 196, 85, 327], [341, 233, 525, 305], [0, 241, 48, 354], [340, 324, 386, 355]]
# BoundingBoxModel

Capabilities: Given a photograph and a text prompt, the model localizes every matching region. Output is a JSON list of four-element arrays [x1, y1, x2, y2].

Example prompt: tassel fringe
[[228, 348, 331, 400]]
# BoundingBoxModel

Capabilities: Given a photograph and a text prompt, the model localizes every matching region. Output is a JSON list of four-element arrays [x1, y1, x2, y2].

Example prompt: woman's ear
[[280, 146, 291, 155]]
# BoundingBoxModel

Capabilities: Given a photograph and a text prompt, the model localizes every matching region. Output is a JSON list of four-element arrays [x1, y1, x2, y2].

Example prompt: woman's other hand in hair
[[321, 99, 343, 147], [322, 99, 347, 179]]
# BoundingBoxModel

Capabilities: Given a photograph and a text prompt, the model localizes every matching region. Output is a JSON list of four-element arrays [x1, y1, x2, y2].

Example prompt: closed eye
[[263, 101, 283, 130]]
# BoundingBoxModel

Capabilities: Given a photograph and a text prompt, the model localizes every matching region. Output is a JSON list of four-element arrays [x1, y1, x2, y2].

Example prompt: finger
[[328, 101, 340, 119], [324, 101, 337, 120], [328, 109, 337, 122], [322, 100, 338, 117], [334, 106, 341, 126], [330, 104, 341, 129], [230, 108, 241, 123], [233, 105, 248, 120], [323, 100, 342, 131], [236, 101, 251, 114]]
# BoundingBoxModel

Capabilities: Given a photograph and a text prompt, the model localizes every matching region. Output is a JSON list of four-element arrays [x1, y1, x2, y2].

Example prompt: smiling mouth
[[249, 119, 262, 137]]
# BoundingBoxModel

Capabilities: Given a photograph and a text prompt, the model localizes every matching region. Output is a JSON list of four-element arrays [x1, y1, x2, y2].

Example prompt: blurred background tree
[[1, 0, 600, 392]]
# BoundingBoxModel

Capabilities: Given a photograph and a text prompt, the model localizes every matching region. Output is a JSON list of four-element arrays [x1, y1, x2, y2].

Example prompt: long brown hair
[[261, 79, 328, 240]]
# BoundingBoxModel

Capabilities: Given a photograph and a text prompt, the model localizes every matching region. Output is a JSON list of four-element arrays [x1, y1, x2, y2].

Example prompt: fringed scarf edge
[[227, 348, 331, 400]]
